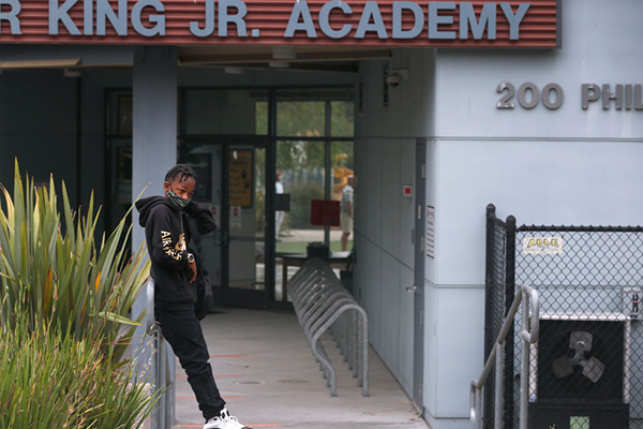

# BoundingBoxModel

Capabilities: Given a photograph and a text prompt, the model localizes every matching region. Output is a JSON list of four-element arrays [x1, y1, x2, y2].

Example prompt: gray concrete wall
[[354, 48, 435, 398], [426, 1, 643, 428], [0, 71, 79, 206], [357, 2, 643, 427], [354, 136, 417, 395], [82, 69, 133, 234], [131, 46, 179, 251], [0, 47, 132, 233], [0, 45, 133, 230]]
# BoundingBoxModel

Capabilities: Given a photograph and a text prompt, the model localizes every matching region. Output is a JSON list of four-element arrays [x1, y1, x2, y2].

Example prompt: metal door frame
[[180, 137, 274, 309], [222, 140, 271, 308], [413, 139, 426, 410]]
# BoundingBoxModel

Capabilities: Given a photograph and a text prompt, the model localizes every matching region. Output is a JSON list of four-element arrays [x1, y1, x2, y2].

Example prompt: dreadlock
[[165, 164, 198, 184]]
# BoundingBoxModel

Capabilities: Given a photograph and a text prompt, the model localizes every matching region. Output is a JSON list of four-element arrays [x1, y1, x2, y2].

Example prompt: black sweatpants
[[156, 309, 226, 420]]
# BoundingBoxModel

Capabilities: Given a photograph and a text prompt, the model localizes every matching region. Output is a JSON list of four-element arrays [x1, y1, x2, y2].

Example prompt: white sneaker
[[204, 409, 251, 429]]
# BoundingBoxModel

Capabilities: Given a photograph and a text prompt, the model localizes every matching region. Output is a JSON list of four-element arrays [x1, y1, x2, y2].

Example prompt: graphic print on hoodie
[[136, 196, 195, 311]]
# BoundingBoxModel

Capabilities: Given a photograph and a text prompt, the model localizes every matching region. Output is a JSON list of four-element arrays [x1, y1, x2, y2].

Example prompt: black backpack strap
[[186, 214, 203, 254]]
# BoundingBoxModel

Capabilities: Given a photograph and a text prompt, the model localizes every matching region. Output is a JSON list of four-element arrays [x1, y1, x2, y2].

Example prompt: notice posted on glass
[[426, 206, 435, 258]]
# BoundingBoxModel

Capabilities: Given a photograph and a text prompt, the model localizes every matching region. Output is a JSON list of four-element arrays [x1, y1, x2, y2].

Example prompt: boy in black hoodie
[[136, 164, 250, 429]]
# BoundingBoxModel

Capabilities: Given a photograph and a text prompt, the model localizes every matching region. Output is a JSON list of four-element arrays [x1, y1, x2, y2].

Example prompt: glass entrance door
[[182, 141, 268, 308], [183, 144, 224, 301], [175, 87, 354, 309], [223, 144, 268, 308]]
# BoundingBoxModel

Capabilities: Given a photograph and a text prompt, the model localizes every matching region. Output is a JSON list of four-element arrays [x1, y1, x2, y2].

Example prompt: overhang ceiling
[[177, 44, 391, 73], [0, 45, 390, 73]]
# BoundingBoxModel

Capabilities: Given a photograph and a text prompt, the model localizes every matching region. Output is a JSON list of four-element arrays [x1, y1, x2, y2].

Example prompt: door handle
[[406, 285, 418, 294]]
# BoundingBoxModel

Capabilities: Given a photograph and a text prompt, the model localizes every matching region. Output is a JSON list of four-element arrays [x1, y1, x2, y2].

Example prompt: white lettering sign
[[426, 206, 435, 258], [9, 1, 535, 40], [522, 237, 563, 255], [497, 82, 643, 111]]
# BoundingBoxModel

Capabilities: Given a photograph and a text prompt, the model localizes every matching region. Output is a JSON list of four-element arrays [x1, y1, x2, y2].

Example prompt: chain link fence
[[485, 204, 643, 429]]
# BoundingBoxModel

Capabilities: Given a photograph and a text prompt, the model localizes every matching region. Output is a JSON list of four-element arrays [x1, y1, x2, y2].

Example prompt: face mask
[[167, 191, 191, 209]]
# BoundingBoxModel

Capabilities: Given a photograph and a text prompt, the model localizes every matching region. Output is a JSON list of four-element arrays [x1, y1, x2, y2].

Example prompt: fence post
[[504, 215, 517, 429], [484, 204, 497, 429]]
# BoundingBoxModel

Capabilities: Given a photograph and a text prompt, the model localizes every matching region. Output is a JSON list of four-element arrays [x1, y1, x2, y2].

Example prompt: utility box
[[622, 287, 641, 320], [528, 313, 631, 429]]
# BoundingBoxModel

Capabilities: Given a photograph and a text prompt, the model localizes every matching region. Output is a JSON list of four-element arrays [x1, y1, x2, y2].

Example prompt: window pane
[[331, 101, 355, 137], [277, 101, 325, 137], [185, 89, 268, 135], [227, 146, 266, 292], [331, 141, 354, 252], [274, 140, 326, 301], [276, 140, 325, 239], [106, 91, 133, 136], [256, 101, 268, 135]]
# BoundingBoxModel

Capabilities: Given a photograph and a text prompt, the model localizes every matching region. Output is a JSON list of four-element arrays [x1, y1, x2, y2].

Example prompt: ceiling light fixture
[[272, 46, 296, 60], [64, 69, 82, 78], [269, 62, 291, 68], [224, 67, 244, 74]]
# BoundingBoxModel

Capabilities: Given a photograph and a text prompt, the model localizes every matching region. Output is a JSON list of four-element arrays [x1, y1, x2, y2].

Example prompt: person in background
[[136, 164, 251, 429], [340, 175, 354, 251], [275, 170, 285, 237]]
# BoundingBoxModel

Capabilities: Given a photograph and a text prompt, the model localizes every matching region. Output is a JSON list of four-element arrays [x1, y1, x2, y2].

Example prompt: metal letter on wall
[[392, 2, 423, 39], [0, 0, 21, 34], [459, 2, 496, 40], [49, 0, 81, 35], [190, 0, 215, 37], [499, 2, 530, 40], [319, 1, 353, 39], [218, 0, 248, 37], [96, 0, 128, 36], [602, 84, 624, 110], [517, 82, 539, 109], [284, 0, 317, 38], [131, 0, 166, 37], [582, 84, 601, 110], [636, 85, 643, 110], [355, 1, 388, 39], [7, 0, 559, 48], [428, 2, 456, 40], [541, 83, 564, 110]]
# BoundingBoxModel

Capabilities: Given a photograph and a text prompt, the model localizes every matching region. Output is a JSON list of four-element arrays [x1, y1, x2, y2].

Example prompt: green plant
[[255, 189, 266, 232], [0, 160, 150, 361], [0, 312, 159, 429]]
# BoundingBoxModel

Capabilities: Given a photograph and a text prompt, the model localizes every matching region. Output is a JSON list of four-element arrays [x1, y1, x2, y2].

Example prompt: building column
[[131, 45, 178, 429], [132, 45, 178, 247]]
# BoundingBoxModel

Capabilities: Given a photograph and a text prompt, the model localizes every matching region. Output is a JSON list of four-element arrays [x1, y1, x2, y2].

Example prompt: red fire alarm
[[403, 185, 413, 198]]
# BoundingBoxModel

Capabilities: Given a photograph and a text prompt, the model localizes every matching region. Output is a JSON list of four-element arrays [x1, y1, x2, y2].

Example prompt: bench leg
[[282, 262, 288, 301]]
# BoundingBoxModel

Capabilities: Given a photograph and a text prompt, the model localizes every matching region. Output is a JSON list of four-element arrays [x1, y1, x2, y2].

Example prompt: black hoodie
[[136, 196, 216, 311]]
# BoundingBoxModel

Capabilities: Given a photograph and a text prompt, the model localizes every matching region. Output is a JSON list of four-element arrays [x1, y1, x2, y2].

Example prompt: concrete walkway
[[173, 308, 428, 429]]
